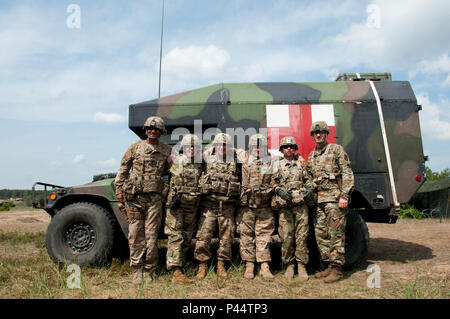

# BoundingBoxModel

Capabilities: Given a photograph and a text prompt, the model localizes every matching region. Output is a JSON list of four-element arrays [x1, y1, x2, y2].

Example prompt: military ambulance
[[37, 72, 426, 268]]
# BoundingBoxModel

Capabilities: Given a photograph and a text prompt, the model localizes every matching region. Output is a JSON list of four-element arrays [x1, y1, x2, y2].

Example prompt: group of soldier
[[114, 116, 354, 285]]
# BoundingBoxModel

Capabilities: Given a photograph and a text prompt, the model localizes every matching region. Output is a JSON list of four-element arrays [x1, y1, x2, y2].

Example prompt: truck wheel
[[46, 202, 115, 266], [344, 210, 370, 269]]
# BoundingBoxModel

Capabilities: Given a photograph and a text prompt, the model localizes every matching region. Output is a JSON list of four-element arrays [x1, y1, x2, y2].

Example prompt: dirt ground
[[0, 209, 448, 298], [0, 209, 50, 233]]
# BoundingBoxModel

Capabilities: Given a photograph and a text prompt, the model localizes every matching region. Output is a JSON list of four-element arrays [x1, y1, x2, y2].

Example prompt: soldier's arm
[[337, 146, 354, 200], [114, 144, 135, 197], [305, 155, 315, 188], [302, 166, 314, 190]]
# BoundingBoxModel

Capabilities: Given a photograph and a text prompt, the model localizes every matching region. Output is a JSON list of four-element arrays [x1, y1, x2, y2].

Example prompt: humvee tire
[[45, 202, 116, 266], [344, 210, 370, 269]]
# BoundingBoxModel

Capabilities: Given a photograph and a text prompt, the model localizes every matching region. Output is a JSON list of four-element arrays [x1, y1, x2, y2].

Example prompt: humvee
[[35, 72, 426, 269]]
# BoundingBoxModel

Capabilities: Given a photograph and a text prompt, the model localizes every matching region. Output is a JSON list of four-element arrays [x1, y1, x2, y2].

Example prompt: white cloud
[[93, 112, 127, 124], [162, 45, 230, 79], [97, 158, 118, 168], [444, 75, 450, 87], [73, 154, 85, 163], [409, 54, 450, 78], [417, 92, 450, 141], [322, 0, 450, 70]]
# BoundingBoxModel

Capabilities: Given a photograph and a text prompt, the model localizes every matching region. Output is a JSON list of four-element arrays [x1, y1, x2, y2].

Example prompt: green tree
[[425, 167, 450, 181]]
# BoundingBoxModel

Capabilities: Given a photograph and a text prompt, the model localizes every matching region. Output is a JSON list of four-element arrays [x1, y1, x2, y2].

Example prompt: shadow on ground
[[367, 238, 435, 263]]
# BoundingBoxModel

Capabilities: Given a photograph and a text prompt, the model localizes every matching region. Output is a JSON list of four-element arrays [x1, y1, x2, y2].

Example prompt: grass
[[0, 230, 448, 299]]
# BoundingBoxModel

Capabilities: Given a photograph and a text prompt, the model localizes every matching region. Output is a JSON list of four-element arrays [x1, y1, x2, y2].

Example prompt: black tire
[[344, 210, 370, 269], [46, 202, 116, 266]]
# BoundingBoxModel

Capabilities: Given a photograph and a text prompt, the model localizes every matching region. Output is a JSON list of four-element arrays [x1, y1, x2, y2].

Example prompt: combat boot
[[131, 266, 143, 284], [297, 264, 309, 281], [217, 260, 228, 278], [314, 264, 332, 278], [143, 268, 153, 283], [284, 263, 295, 279], [323, 265, 344, 283], [172, 267, 193, 284], [244, 262, 255, 279], [196, 262, 207, 280], [259, 262, 274, 280]]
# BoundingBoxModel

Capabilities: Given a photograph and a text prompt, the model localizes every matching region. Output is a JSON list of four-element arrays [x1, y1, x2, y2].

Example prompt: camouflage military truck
[[38, 72, 426, 269]]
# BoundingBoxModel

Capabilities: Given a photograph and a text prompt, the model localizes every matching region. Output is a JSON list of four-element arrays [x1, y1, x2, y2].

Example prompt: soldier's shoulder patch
[[125, 151, 131, 159]]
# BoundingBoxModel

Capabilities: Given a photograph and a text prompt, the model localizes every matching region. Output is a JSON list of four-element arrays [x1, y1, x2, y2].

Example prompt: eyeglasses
[[281, 145, 297, 150], [144, 126, 161, 132]]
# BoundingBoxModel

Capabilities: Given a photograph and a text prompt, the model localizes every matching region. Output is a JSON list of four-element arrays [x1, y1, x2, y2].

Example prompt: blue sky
[[1, 0, 449, 189]]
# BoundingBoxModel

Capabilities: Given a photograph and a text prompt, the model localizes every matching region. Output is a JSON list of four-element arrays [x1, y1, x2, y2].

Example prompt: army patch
[[125, 151, 131, 158]]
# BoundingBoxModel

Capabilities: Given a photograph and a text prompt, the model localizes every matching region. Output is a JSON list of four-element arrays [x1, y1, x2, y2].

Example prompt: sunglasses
[[281, 145, 297, 150], [144, 126, 161, 132]]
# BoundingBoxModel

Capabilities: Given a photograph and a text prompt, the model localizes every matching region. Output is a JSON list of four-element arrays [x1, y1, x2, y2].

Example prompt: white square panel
[[311, 104, 335, 126], [266, 104, 290, 127]]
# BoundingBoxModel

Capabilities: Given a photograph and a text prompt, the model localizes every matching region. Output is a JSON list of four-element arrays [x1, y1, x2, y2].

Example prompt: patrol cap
[[248, 133, 267, 148], [181, 134, 200, 147], [279, 136, 298, 151], [310, 121, 330, 135], [213, 133, 232, 146], [143, 116, 167, 135]]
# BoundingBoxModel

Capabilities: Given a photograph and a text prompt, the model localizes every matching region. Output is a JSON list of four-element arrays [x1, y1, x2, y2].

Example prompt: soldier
[[272, 136, 312, 280], [239, 134, 277, 280], [114, 116, 172, 284], [306, 121, 354, 283], [165, 134, 203, 283], [194, 133, 241, 279]]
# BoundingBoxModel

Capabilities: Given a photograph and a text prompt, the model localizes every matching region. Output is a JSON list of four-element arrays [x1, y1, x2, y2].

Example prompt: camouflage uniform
[[164, 150, 203, 271], [272, 154, 311, 266], [194, 134, 241, 264], [307, 127, 354, 268], [239, 135, 277, 265], [114, 117, 172, 274]]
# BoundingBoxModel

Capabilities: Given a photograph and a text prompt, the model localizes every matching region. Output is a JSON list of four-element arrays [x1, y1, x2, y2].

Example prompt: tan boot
[[217, 260, 228, 278], [143, 268, 153, 283], [314, 264, 332, 278], [259, 262, 274, 280], [297, 264, 309, 281], [244, 262, 255, 279], [284, 263, 295, 279], [131, 266, 143, 284], [196, 262, 207, 280], [172, 267, 193, 284], [323, 266, 344, 283]]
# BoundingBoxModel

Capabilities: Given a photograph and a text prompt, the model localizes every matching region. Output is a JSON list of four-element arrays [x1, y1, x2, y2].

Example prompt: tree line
[[0, 189, 47, 207]]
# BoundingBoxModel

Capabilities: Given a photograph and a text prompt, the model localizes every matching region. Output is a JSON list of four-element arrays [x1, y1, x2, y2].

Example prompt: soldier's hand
[[339, 197, 348, 208], [302, 187, 313, 201], [203, 147, 214, 159], [276, 188, 292, 201], [298, 156, 306, 167], [116, 193, 124, 203], [168, 195, 181, 210]]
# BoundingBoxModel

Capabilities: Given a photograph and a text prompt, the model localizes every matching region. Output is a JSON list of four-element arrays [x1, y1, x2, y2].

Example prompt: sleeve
[[114, 144, 135, 194], [305, 153, 316, 190], [240, 153, 250, 190], [337, 146, 354, 199], [270, 158, 281, 189]]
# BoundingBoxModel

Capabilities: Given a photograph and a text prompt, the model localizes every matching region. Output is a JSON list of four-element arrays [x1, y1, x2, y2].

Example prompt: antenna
[[158, 0, 165, 98]]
